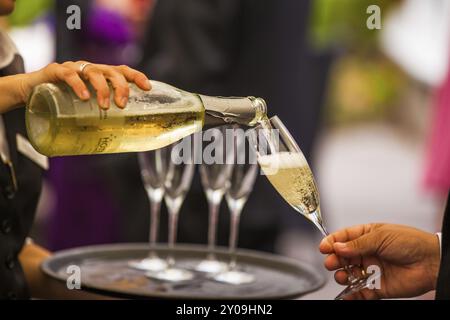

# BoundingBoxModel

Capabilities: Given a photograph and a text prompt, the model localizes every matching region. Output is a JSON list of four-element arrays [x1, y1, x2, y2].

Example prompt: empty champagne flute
[[214, 128, 258, 284], [249, 116, 376, 300], [196, 127, 233, 273], [147, 139, 195, 281], [129, 149, 169, 271]]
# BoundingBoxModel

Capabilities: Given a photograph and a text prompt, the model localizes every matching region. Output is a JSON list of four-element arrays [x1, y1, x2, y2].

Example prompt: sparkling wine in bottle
[[26, 80, 267, 156]]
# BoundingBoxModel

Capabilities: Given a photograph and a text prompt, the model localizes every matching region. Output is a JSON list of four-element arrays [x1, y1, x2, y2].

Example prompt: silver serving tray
[[42, 243, 325, 299]]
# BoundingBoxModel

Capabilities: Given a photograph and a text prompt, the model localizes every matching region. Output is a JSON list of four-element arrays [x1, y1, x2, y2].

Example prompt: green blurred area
[[310, 0, 399, 51], [7, 0, 53, 26], [326, 55, 406, 125], [310, 0, 408, 125]]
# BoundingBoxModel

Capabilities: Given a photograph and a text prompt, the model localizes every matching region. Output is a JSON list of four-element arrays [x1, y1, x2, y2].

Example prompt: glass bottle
[[26, 80, 267, 157]]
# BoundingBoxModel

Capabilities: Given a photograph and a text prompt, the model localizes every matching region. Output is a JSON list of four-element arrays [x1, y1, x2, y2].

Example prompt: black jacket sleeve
[[436, 195, 450, 299]]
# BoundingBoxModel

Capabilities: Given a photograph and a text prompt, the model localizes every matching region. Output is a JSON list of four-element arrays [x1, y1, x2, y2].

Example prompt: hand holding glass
[[249, 116, 375, 299]]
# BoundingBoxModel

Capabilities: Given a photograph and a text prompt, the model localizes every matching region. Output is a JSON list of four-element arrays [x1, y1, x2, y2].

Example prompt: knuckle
[[46, 62, 60, 72], [348, 240, 359, 249], [375, 228, 388, 239], [110, 70, 125, 79], [117, 85, 129, 96], [110, 73, 128, 87], [85, 67, 99, 76], [84, 69, 101, 81], [63, 69, 78, 78], [62, 61, 74, 67], [137, 71, 147, 78], [98, 87, 111, 98]]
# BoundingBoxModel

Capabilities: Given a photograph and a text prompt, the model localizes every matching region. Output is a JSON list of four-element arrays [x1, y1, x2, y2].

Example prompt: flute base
[[129, 257, 168, 272], [195, 259, 227, 274], [214, 270, 255, 285], [147, 268, 194, 282]]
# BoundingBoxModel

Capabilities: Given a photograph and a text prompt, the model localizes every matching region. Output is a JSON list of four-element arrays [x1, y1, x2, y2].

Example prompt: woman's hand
[[319, 223, 441, 300], [20, 61, 151, 109]]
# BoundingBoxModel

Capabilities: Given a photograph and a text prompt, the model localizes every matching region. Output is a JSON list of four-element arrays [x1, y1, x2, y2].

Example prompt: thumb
[[333, 233, 379, 258]]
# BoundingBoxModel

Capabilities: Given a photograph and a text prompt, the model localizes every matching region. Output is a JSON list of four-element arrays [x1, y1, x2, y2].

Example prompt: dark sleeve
[[436, 195, 450, 300]]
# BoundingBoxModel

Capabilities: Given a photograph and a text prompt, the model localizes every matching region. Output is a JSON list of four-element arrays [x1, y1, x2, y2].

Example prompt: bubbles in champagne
[[259, 152, 319, 215]]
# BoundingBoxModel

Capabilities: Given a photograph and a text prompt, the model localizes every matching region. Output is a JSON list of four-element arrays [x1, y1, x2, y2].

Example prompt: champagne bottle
[[25, 80, 267, 157]]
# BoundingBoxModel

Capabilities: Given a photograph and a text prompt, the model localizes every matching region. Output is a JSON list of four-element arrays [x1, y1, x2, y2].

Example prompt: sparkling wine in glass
[[249, 116, 376, 300], [147, 138, 195, 282], [129, 149, 169, 271]]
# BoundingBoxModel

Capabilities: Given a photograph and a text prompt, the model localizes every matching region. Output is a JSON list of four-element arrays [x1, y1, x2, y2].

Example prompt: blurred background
[[1, 0, 449, 299]]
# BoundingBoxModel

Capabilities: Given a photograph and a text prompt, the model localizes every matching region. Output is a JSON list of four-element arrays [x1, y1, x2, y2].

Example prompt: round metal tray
[[42, 243, 325, 299]]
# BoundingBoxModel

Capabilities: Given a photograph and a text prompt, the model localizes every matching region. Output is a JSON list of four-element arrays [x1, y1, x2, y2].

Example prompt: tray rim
[[42, 243, 326, 300]]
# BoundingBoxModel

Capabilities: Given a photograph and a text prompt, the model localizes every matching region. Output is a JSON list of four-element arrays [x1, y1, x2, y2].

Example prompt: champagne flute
[[249, 116, 375, 300], [129, 149, 169, 271], [214, 128, 258, 284], [196, 127, 233, 273], [147, 139, 195, 281]]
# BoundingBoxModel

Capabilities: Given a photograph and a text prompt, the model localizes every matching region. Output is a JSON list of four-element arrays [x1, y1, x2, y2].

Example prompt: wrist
[[15, 73, 33, 105], [16, 70, 45, 105]]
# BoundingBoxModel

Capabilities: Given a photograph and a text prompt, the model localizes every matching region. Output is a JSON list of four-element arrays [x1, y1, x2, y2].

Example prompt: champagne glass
[[249, 116, 375, 300], [196, 127, 233, 273], [214, 128, 258, 284], [129, 149, 169, 271], [147, 139, 195, 281]]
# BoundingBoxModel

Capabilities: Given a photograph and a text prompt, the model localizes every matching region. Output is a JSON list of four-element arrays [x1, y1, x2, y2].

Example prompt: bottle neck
[[199, 95, 267, 127]]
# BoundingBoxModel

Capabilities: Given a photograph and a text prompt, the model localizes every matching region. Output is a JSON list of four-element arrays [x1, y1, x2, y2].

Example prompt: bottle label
[[71, 99, 124, 154]]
